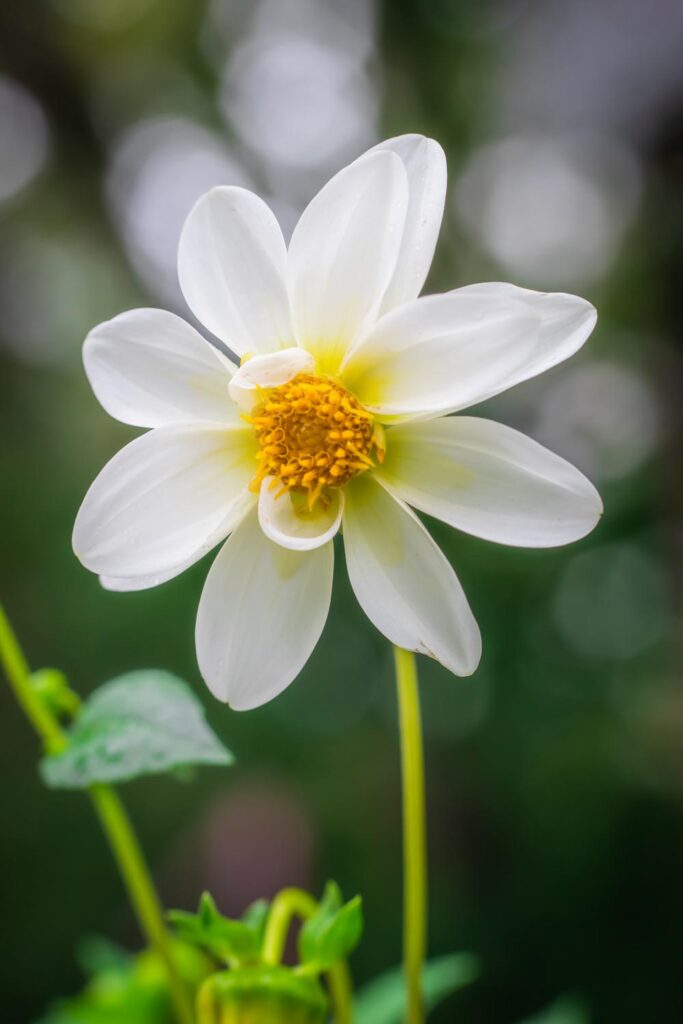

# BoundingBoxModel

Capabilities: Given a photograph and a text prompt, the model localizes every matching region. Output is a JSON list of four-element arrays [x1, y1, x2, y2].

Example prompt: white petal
[[178, 186, 293, 356], [228, 348, 314, 411], [196, 510, 333, 709], [73, 425, 257, 578], [287, 150, 409, 375], [84, 309, 240, 428], [258, 480, 343, 551], [342, 285, 596, 421], [368, 135, 447, 313], [453, 282, 598, 388], [376, 417, 603, 548], [343, 474, 481, 675], [99, 544, 218, 592]]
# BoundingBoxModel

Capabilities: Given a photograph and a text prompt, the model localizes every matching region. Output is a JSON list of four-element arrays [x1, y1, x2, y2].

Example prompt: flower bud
[[197, 965, 328, 1024]]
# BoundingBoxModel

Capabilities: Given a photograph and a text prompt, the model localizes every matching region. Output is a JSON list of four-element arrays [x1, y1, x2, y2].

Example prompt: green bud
[[30, 668, 81, 719], [197, 966, 328, 1024]]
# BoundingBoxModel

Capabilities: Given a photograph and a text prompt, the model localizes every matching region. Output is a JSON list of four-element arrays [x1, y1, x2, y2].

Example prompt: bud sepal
[[197, 965, 328, 1024]]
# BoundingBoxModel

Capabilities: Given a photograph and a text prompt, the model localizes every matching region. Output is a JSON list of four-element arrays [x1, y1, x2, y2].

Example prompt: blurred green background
[[1, 1, 682, 1021]]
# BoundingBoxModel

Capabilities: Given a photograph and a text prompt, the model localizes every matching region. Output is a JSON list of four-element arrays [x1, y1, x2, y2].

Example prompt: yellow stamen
[[247, 372, 382, 507]]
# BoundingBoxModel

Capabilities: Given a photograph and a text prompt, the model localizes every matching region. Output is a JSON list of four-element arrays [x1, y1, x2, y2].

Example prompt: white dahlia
[[73, 135, 602, 709]]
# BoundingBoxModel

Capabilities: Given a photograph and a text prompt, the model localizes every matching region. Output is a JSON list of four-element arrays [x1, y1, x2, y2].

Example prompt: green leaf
[[39, 670, 232, 788], [355, 953, 480, 1024], [168, 892, 265, 964], [241, 898, 270, 943], [516, 996, 590, 1024], [299, 882, 363, 972]]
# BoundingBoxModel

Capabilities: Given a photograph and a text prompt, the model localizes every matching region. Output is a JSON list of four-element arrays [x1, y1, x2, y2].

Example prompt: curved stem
[[262, 887, 317, 966], [0, 604, 193, 1024], [394, 646, 427, 1024], [262, 887, 355, 1023]]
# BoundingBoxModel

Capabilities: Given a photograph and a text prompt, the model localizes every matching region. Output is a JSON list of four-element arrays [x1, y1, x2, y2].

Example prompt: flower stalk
[[261, 887, 354, 1024], [394, 646, 427, 1024], [0, 604, 194, 1024]]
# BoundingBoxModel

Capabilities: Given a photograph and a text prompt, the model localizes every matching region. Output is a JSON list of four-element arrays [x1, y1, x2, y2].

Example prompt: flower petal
[[287, 150, 409, 374], [342, 289, 535, 421], [368, 135, 447, 314], [99, 546, 216, 592], [83, 308, 239, 428], [376, 416, 603, 548], [258, 480, 343, 551], [196, 510, 333, 709], [228, 348, 315, 411], [343, 474, 481, 675], [73, 425, 257, 578], [178, 186, 293, 356]]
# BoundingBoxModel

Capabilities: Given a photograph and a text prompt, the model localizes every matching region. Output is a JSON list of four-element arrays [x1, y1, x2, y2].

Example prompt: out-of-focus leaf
[[516, 996, 590, 1024], [40, 671, 232, 788], [355, 952, 480, 1024], [241, 899, 270, 943], [75, 936, 131, 978], [169, 892, 265, 964], [36, 940, 210, 1024], [299, 881, 363, 972]]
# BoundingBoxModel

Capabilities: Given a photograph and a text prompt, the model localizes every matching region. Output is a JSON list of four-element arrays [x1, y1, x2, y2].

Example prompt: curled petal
[[228, 348, 314, 411], [258, 480, 343, 551]]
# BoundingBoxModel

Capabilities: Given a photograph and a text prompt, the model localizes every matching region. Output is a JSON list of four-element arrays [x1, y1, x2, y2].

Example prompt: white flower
[[73, 135, 602, 711]]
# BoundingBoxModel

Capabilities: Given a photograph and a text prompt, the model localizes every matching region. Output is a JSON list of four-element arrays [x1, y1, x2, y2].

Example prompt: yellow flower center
[[247, 373, 383, 508]]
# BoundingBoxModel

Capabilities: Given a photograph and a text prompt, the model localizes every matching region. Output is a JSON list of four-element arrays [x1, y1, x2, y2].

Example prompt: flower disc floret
[[247, 373, 381, 507]]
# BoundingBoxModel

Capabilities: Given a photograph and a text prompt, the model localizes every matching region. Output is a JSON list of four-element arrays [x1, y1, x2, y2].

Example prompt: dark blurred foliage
[[1, 1, 683, 1022]]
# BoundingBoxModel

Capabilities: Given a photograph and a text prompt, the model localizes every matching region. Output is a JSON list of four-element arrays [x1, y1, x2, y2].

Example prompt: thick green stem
[[0, 604, 194, 1024], [393, 647, 427, 1024], [262, 887, 354, 1023]]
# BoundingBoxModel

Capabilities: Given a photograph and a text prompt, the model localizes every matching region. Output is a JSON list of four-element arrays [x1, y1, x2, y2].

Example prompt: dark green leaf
[[40, 670, 232, 789], [355, 953, 480, 1024], [299, 882, 363, 971]]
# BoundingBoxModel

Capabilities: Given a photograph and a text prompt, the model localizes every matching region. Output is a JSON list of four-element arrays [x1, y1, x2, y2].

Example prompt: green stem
[[0, 606, 67, 754], [0, 604, 194, 1024], [262, 887, 355, 1023], [327, 959, 354, 1024], [393, 647, 427, 1024], [262, 888, 317, 966], [88, 785, 194, 1024]]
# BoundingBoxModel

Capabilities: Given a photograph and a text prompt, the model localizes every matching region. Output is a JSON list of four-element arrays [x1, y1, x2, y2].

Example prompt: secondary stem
[[393, 646, 427, 1024], [327, 959, 354, 1024], [0, 604, 193, 1024], [262, 886, 355, 1023]]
